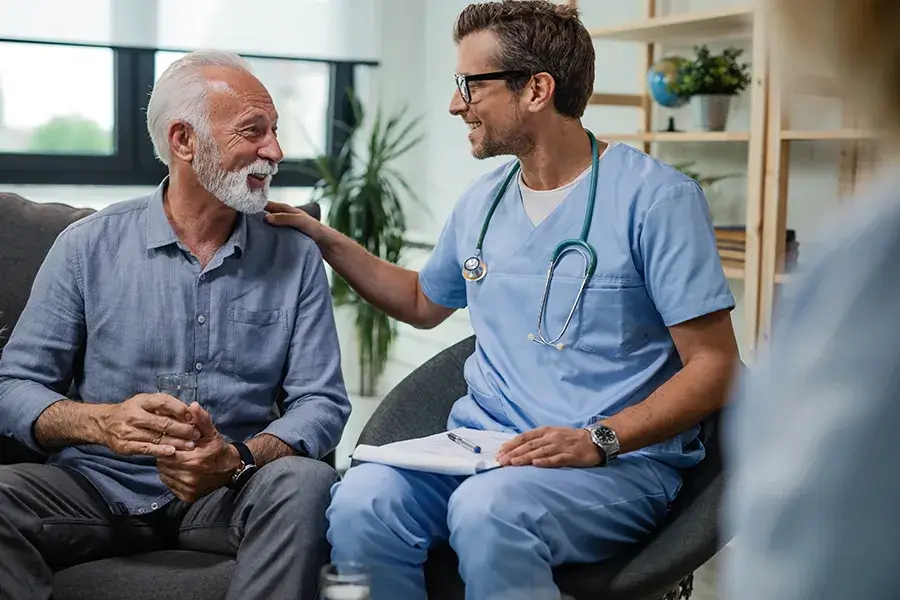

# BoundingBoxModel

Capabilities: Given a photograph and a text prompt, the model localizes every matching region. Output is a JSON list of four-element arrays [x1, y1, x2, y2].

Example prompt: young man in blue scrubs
[[266, 1, 739, 598]]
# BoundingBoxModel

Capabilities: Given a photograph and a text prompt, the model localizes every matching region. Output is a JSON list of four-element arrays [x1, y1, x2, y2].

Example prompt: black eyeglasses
[[454, 70, 529, 103]]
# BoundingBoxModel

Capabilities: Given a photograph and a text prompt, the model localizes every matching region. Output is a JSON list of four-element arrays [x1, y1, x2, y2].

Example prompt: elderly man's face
[[192, 67, 284, 214]]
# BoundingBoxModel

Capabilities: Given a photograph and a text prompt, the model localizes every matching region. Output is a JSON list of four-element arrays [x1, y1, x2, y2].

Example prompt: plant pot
[[691, 94, 732, 132]]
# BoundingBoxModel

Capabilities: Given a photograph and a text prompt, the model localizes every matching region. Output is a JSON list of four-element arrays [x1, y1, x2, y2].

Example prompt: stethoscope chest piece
[[462, 255, 487, 282]]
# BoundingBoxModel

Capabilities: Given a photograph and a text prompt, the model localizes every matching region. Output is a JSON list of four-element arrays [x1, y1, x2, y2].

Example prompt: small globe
[[646, 56, 689, 109]]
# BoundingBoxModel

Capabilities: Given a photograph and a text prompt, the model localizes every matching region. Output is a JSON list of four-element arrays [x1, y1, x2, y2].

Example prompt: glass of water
[[320, 563, 371, 600], [156, 372, 198, 404]]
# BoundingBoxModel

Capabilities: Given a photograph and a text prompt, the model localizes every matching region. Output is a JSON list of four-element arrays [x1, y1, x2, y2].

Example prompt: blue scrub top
[[419, 143, 735, 469]]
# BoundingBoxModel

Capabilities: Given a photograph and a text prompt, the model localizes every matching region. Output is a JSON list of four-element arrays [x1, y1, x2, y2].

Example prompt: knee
[[326, 463, 406, 548], [326, 463, 389, 528], [253, 456, 339, 506], [447, 471, 535, 547]]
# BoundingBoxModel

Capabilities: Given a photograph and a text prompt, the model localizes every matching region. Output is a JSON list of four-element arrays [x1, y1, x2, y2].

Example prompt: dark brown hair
[[453, 0, 595, 118]]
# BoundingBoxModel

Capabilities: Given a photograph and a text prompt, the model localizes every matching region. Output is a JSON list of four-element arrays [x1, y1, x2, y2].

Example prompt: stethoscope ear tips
[[555, 343, 565, 351], [527, 333, 536, 341]]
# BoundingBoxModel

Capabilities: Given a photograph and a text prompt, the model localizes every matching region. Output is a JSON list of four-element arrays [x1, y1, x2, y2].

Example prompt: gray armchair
[[355, 335, 729, 600], [0, 192, 322, 600]]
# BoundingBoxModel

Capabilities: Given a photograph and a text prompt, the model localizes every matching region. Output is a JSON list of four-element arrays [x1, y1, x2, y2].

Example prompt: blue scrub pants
[[326, 455, 681, 600]]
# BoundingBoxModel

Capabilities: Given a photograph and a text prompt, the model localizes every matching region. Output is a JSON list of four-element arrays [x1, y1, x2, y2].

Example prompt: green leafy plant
[[307, 93, 424, 396], [669, 45, 751, 96], [672, 161, 739, 189]]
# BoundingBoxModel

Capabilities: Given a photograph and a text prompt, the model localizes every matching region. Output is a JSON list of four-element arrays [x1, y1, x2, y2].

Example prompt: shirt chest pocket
[[573, 285, 666, 358], [224, 306, 291, 381]]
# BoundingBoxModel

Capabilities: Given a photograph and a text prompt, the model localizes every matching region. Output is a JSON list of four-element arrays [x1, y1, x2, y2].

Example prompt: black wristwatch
[[228, 441, 258, 490]]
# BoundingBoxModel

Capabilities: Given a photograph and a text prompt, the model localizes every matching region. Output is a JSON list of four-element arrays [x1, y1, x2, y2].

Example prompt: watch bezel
[[585, 423, 620, 465]]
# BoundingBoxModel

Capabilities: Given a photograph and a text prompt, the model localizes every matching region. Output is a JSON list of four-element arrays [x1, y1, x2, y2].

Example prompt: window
[[0, 42, 115, 155], [155, 52, 330, 159], [0, 38, 374, 187]]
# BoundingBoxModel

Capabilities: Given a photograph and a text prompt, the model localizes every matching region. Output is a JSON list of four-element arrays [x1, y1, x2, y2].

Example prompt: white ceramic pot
[[691, 94, 732, 131]]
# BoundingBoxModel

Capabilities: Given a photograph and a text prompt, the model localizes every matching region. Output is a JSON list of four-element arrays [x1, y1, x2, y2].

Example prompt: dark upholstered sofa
[[0, 192, 321, 600]]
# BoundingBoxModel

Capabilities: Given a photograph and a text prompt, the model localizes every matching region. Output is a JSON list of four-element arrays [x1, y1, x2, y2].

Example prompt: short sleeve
[[418, 207, 468, 309], [639, 180, 735, 326]]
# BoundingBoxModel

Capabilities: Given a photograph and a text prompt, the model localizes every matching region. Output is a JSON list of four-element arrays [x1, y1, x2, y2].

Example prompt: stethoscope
[[462, 129, 599, 350]]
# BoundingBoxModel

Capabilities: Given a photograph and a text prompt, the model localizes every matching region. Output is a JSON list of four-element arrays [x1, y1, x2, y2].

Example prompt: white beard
[[192, 137, 278, 214]]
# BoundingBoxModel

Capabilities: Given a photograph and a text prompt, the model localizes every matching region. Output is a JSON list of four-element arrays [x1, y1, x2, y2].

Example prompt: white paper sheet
[[351, 428, 516, 476]]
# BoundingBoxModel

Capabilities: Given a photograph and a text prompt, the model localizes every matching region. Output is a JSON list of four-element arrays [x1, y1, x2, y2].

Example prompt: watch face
[[596, 428, 617, 445]]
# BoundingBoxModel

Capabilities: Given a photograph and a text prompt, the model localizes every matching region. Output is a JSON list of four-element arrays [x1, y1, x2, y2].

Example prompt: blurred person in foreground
[[0, 50, 350, 600], [723, 2, 900, 599]]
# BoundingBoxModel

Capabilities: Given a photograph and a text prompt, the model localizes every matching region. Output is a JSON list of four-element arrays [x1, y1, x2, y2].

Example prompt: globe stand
[[660, 114, 682, 133]]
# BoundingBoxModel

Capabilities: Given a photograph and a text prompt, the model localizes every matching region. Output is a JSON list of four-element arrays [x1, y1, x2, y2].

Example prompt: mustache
[[238, 160, 279, 177]]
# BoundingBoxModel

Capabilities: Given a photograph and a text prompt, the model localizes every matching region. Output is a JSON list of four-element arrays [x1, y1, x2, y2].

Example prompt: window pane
[[0, 42, 115, 155], [155, 52, 330, 160]]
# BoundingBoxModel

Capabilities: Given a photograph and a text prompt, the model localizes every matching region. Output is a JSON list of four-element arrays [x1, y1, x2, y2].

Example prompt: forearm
[[601, 355, 734, 454], [34, 400, 109, 450], [313, 225, 439, 328], [247, 433, 297, 467]]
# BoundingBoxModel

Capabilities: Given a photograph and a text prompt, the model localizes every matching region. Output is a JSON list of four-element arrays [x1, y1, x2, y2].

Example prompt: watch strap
[[228, 441, 257, 490], [231, 441, 255, 467]]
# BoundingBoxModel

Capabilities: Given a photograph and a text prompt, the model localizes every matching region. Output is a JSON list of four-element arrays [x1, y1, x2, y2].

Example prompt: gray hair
[[146, 49, 253, 165]]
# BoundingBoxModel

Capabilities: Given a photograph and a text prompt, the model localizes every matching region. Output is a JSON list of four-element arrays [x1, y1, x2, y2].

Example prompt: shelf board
[[723, 265, 745, 280], [589, 93, 645, 108], [602, 131, 750, 142], [589, 5, 754, 44], [781, 129, 875, 141]]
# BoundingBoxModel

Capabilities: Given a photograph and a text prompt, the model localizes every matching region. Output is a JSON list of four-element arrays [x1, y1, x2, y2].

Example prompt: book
[[351, 428, 517, 476]]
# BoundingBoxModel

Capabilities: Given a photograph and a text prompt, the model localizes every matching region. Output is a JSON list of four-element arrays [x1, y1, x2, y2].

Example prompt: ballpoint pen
[[447, 431, 481, 454]]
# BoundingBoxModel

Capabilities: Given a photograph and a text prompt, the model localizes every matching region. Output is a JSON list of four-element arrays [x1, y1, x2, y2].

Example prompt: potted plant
[[669, 45, 752, 131], [307, 93, 424, 398]]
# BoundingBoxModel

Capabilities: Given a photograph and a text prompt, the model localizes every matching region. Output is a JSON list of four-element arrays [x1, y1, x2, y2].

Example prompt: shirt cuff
[[259, 410, 341, 460], [0, 379, 68, 454]]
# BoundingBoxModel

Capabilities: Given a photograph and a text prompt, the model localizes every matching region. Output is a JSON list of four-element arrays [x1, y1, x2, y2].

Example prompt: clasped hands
[[496, 426, 604, 468], [97, 394, 240, 503]]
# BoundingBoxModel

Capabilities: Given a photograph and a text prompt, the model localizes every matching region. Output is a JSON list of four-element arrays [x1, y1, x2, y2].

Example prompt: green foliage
[[308, 92, 424, 396], [672, 161, 739, 189], [669, 45, 751, 97], [27, 115, 113, 154]]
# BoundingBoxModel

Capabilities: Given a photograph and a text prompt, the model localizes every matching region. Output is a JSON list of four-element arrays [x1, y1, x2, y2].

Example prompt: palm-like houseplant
[[308, 94, 424, 397]]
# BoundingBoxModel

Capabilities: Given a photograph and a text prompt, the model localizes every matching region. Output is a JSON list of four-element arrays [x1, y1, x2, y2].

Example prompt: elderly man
[[0, 50, 350, 600]]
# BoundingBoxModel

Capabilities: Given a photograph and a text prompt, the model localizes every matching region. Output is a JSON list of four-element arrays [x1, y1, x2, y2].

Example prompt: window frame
[[0, 37, 372, 187]]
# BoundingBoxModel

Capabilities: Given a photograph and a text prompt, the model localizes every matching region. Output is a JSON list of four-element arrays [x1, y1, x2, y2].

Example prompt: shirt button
[[195, 362, 203, 371], [150, 502, 159, 510], [197, 315, 206, 324]]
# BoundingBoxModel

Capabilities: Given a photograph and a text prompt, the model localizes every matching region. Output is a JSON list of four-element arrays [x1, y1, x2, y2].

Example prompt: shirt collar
[[144, 177, 248, 256]]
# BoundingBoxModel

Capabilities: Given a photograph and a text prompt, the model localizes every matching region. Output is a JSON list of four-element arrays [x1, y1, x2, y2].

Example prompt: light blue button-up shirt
[[0, 180, 351, 516]]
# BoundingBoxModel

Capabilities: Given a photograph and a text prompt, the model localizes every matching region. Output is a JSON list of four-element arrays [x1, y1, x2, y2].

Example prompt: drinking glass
[[156, 372, 198, 404], [320, 563, 371, 600]]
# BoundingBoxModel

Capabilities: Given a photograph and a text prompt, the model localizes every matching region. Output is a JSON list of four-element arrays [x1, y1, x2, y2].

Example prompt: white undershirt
[[518, 142, 616, 226]]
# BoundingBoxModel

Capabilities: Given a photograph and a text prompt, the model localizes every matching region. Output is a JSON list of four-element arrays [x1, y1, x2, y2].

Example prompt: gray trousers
[[0, 456, 339, 600]]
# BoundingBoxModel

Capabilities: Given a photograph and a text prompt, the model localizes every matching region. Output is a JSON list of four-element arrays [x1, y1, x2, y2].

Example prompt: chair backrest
[[0, 193, 95, 342]]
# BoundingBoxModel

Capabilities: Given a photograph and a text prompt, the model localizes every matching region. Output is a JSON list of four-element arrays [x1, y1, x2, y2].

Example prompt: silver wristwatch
[[584, 423, 620, 465]]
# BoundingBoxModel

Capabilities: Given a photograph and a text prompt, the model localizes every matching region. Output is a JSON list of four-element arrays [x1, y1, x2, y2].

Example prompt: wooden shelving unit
[[578, 1, 878, 357], [586, 1, 769, 356], [756, 67, 877, 345]]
